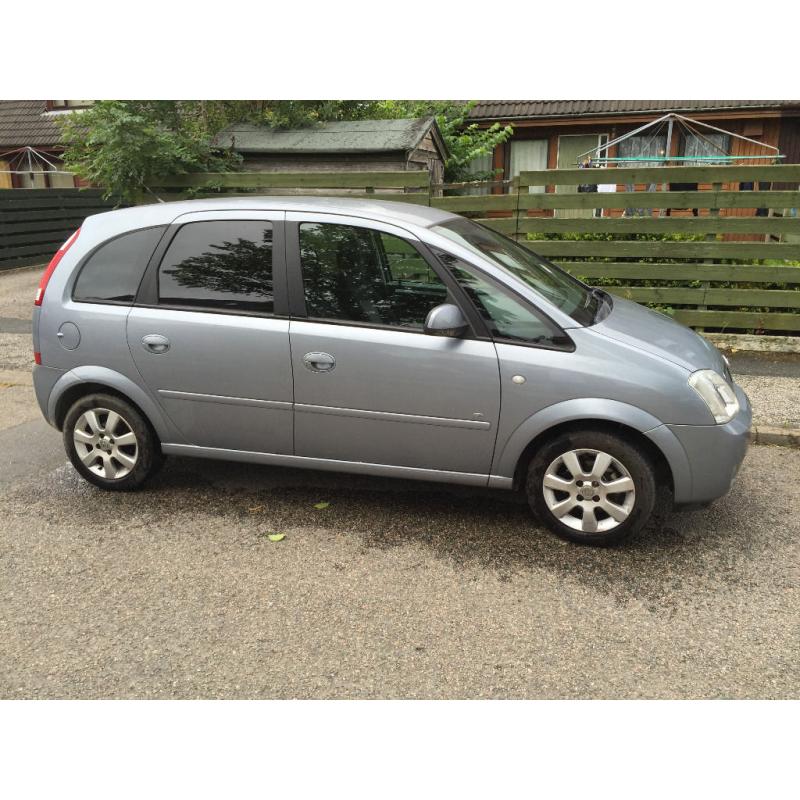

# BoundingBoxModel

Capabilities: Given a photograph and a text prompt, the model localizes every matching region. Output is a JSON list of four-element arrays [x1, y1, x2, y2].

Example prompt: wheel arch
[[511, 418, 675, 495], [493, 399, 691, 501], [49, 366, 182, 444]]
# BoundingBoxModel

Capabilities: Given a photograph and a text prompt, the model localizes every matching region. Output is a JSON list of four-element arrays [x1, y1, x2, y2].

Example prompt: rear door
[[127, 210, 293, 453], [285, 212, 501, 478]]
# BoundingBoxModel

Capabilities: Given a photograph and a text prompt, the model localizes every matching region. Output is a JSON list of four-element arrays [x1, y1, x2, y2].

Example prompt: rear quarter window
[[73, 226, 166, 304]]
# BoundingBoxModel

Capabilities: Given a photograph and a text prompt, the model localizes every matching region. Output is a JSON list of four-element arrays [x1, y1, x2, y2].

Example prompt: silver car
[[32, 198, 751, 545]]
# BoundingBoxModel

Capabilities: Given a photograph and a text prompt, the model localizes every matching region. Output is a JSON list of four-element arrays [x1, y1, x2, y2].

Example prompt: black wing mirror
[[424, 303, 469, 337]]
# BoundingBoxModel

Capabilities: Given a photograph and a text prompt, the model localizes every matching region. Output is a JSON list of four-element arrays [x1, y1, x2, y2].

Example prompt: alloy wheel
[[72, 407, 139, 480], [542, 448, 636, 534]]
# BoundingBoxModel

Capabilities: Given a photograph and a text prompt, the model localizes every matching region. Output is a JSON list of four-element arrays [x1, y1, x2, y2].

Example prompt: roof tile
[[0, 100, 64, 149], [467, 100, 799, 120]]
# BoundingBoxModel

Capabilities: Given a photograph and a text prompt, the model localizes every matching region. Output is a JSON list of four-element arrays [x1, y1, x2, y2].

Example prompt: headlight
[[688, 369, 740, 424]]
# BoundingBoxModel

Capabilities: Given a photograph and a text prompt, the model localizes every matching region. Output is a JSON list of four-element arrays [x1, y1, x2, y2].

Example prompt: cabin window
[[681, 133, 730, 164], [616, 135, 667, 164], [509, 139, 548, 194]]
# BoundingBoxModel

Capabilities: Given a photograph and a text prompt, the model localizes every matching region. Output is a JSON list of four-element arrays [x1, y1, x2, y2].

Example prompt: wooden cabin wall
[[409, 131, 444, 183]]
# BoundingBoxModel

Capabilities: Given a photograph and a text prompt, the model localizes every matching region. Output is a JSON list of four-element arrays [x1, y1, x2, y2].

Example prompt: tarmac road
[[0, 266, 798, 698], [1, 412, 798, 699]]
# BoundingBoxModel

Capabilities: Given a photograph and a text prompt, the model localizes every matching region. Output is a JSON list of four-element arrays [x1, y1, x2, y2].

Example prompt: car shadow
[[133, 455, 765, 612]]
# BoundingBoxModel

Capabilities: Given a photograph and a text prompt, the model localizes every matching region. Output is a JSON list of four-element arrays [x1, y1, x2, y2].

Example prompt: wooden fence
[[3, 166, 798, 334], [144, 164, 800, 333], [432, 164, 800, 333], [0, 189, 118, 271]]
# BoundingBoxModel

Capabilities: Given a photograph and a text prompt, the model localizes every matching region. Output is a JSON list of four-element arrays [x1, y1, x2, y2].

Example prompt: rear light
[[34, 228, 80, 306], [34, 352, 42, 365]]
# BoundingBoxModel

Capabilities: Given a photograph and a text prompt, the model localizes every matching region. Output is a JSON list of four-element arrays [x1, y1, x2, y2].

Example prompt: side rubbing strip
[[295, 403, 491, 430], [159, 389, 292, 411]]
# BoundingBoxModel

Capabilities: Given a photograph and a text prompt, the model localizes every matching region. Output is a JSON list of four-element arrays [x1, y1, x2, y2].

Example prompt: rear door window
[[73, 226, 165, 304], [158, 220, 274, 313]]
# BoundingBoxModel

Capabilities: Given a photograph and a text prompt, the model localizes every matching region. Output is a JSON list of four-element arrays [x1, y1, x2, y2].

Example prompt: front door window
[[299, 222, 447, 329], [437, 251, 569, 348]]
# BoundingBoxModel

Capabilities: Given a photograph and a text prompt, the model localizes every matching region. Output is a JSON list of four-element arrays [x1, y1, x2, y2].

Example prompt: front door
[[127, 211, 294, 454], [286, 213, 501, 477]]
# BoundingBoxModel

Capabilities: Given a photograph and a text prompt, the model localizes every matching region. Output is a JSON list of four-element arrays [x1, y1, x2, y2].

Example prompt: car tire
[[63, 393, 164, 491], [526, 429, 656, 546]]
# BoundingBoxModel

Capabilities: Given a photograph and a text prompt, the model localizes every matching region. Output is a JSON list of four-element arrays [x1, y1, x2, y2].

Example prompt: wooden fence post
[[514, 177, 522, 241], [697, 181, 723, 331]]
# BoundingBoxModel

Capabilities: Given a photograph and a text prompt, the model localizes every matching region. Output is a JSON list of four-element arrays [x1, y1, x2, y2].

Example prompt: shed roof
[[467, 100, 800, 121], [0, 100, 64, 148], [212, 117, 448, 157]]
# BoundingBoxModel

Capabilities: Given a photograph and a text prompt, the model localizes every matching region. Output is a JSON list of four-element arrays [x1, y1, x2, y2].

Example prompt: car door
[[127, 210, 293, 454], [285, 212, 501, 478]]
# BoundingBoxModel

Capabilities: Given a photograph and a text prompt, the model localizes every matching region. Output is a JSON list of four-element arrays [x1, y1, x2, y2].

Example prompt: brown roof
[[0, 100, 64, 149], [468, 100, 800, 120]]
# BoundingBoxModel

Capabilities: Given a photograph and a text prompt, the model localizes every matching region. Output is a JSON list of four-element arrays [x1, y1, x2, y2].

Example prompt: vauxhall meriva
[[32, 198, 751, 545]]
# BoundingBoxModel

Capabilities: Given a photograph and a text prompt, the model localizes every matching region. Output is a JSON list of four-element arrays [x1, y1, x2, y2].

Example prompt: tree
[[57, 101, 250, 203], [58, 100, 513, 199], [366, 101, 513, 182]]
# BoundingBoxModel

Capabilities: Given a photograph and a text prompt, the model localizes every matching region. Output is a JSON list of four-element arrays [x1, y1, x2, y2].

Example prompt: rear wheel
[[63, 393, 163, 490], [526, 429, 656, 546]]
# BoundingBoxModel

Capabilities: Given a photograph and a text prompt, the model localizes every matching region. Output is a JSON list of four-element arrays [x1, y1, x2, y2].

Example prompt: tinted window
[[299, 222, 447, 328], [438, 251, 567, 347], [159, 221, 273, 313], [73, 226, 165, 304], [430, 217, 598, 325]]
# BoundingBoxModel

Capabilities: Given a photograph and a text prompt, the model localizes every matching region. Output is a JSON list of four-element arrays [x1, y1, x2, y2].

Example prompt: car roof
[[85, 195, 458, 234]]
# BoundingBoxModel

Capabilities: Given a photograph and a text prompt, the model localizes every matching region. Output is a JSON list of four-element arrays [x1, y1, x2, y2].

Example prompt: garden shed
[[211, 116, 448, 183]]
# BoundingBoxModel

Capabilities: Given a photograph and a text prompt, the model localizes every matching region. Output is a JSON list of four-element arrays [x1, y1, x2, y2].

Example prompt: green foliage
[[258, 100, 381, 128], [524, 230, 778, 315], [59, 99, 512, 199], [57, 101, 243, 203], [365, 101, 513, 182]]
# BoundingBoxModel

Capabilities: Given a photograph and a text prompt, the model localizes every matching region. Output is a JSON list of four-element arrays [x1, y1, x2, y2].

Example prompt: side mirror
[[424, 303, 469, 338]]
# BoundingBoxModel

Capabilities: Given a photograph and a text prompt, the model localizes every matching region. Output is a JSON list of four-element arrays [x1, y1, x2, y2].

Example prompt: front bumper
[[667, 384, 752, 506]]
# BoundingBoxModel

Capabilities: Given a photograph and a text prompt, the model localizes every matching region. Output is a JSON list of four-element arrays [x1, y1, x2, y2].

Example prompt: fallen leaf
[[313, 501, 330, 510], [267, 533, 286, 542]]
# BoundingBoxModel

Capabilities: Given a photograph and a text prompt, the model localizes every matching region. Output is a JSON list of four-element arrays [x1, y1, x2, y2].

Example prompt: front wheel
[[526, 430, 657, 546], [63, 393, 163, 490]]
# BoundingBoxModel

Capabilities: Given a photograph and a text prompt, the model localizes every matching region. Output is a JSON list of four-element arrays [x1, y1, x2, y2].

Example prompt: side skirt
[[160, 443, 514, 489]]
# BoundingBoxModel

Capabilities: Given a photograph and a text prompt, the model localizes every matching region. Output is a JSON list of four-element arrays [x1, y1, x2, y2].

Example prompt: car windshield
[[430, 217, 599, 325]]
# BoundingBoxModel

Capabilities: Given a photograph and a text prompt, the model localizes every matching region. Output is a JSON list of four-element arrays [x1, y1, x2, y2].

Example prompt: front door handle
[[142, 333, 170, 354], [303, 351, 336, 372]]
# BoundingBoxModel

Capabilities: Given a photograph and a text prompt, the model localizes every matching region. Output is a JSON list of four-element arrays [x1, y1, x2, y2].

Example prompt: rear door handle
[[302, 351, 335, 372], [142, 334, 170, 354]]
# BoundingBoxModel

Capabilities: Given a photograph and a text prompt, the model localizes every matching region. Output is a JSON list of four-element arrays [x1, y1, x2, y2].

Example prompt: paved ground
[[1, 266, 798, 699]]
